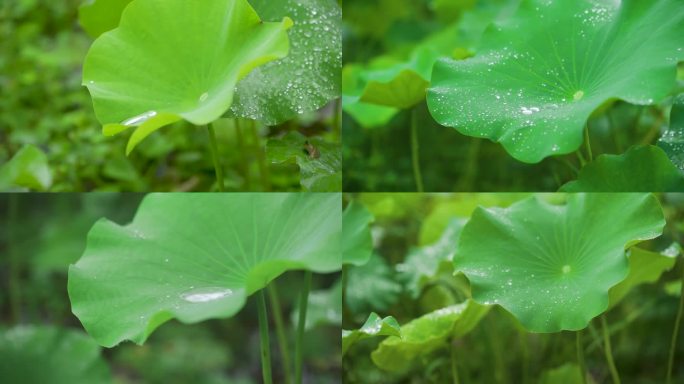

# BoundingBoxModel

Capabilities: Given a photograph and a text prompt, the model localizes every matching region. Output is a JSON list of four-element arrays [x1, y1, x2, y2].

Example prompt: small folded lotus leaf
[[608, 247, 677, 308], [230, 0, 341, 125], [0, 326, 111, 384], [560, 145, 684, 192], [455, 194, 665, 333], [343, 201, 374, 266], [371, 300, 489, 372], [659, 94, 684, 171], [342, 313, 400, 356], [0, 145, 52, 191], [428, 0, 684, 163], [68, 193, 341, 347], [82, 0, 292, 154], [342, 65, 399, 128], [78, 0, 132, 38]]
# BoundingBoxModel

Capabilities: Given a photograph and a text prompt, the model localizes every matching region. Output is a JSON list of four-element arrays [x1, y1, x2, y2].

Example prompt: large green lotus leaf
[[342, 66, 399, 128], [608, 246, 677, 308], [0, 326, 111, 384], [342, 201, 374, 266], [83, 0, 292, 154], [0, 145, 52, 191], [266, 131, 341, 191], [560, 145, 684, 192], [455, 194, 665, 333], [78, 0, 132, 38], [371, 300, 490, 372], [659, 94, 684, 171], [428, 0, 684, 163], [397, 218, 466, 298], [342, 313, 401, 356], [68, 193, 341, 347], [345, 253, 401, 315], [230, 0, 341, 125]]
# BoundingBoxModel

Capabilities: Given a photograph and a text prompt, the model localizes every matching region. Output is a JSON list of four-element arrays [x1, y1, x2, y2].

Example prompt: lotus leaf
[[608, 247, 677, 308], [428, 0, 684, 163], [82, 0, 292, 154], [0, 145, 52, 191], [342, 201, 374, 266], [455, 194, 665, 332], [560, 145, 684, 192], [345, 253, 401, 314], [78, 0, 132, 38], [659, 94, 684, 171], [342, 313, 400, 356], [68, 193, 341, 347]]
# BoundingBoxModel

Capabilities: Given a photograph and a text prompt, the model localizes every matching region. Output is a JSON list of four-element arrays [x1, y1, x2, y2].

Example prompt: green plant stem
[[250, 120, 271, 191], [206, 124, 225, 192], [451, 338, 460, 384], [606, 109, 624, 153], [235, 118, 251, 190], [257, 290, 273, 384], [268, 284, 292, 384], [584, 124, 593, 163], [410, 107, 424, 192], [576, 150, 587, 167], [333, 98, 341, 135], [8, 194, 20, 324], [601, 315, 621, 384], [667, 263, 684, 384], [577, 330, 587, 384], [295, 271, 312, 384]]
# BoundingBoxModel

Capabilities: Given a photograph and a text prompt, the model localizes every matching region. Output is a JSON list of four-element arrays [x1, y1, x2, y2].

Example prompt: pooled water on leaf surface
[[122, 111, 157, 126], [181, 287, 233, 303]]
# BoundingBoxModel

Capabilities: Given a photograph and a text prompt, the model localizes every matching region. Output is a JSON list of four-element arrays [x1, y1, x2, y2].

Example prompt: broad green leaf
[[0, 326, 111, 384], [371, 300, 489, 372], [68, 193, 341, 347], [83, 0, 292, 154], [266, 131, 341, 191], [230, 0, 341, 125], [397, 218, 466, 298], [342, 66, 399, 128], [292, 279, 342, 330], [0, 145, 52, 191], [345, 253, 401, 315], [428, 0, 684, 163], [342, 200, 374, 266], [455, 194, 665, 333], [659, 94, 684, 171], [342, 313, 400, 356], [539, 363, 591, 384], [560, 145, 684, 192], [78, 0, 132, 38], [608, 247, 677, 308]]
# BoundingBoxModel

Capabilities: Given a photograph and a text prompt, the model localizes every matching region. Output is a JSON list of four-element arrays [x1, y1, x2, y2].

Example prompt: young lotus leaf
[[342, 313, 401, 356], [68, 193, 341, 347], [82, 0, 292, 154], [659, 94, 684, 171], [78, 0, 132, 38], [266, 131, 341, 191], [0, 326, 111, 384], [230, 0, 341, 125], [397, 218, 466, 298], [608, 247, 677, 308], [342, 201, 374, 266], [455, 194, 665, 333], [560, 145, 684, 192], [0, 145, 52, 191], [371, 300, 490, 372], [428, 0, 684, 163]]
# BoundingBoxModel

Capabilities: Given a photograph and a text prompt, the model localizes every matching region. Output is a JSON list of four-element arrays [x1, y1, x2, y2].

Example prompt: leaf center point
[[573, 90, 584, 101], [561, 264, 572, 274]]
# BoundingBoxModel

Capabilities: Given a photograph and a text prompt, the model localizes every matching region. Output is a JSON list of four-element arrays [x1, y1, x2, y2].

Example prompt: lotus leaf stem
[[257, 290, 273, 384], [410, 107, 424, 192], [268, 284, 292, 384], [295, 271, 312, 384], [666, 262, 684, 384], [601, 315, 621, 384], [584, 124, 593, 163], [235, 118, 251, 189], [250, 120, 271, 191], [206, 124, 225, 192]]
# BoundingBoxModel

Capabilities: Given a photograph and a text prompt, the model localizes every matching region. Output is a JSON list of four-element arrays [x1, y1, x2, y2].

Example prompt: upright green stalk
[[601, 315, 621, 384], [235, 118, 251, 189], [410, 107, 424, 192], [8, 194, 20, 324], [295, 271, 312, 384], [584, 124, 593, 163], [333, 98, 341, 135], [250, 120, 271, 191], [268, 284, 292, 384], [577, 330, 587, 384], [451, 338, 460, 384], [257, 290, 273, 384], [667, 263, 684, 384], [206, 124, 225, 192]]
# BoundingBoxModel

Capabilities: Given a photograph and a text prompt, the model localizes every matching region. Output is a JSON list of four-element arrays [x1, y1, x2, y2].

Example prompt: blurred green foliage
[[343, 193, 684, 383], [0, 194, 341, 383], [0, 0, 339, 191]]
